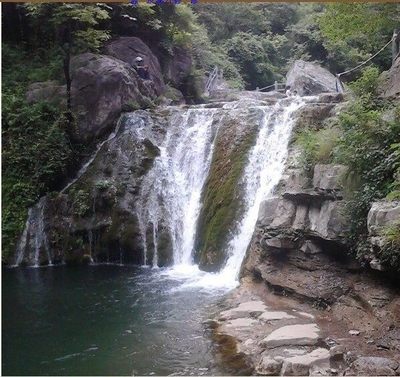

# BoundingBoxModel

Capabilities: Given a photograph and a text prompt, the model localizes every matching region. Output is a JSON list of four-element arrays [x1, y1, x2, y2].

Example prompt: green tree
[[24, 4, 111, 121]]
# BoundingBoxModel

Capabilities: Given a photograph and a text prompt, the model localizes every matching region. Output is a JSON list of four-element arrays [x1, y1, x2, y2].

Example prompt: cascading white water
[[13, 95, 307, 277], [13, 197, 52, 267], [178, 97, 307, 289], [137, 108, 217, 268], [218, 98, 305, 285]]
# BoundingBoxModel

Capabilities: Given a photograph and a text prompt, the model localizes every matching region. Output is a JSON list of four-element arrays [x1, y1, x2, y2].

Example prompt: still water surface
[[2, 265, 228, 376]]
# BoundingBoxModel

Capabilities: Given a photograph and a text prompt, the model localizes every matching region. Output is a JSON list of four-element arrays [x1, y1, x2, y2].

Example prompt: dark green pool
[[2, 265, 227, 376]]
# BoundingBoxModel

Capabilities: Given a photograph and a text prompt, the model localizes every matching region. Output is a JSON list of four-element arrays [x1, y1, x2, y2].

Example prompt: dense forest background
[[2, 3, 400, 267]]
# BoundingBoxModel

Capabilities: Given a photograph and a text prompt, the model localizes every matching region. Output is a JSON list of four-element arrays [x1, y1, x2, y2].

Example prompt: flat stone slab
[[220, 300, 268, 320], [281, 348, 330, 376], [225, 318, 258, 328], [259, 311, 296, 321], [260, 324, 321, 348], [256, 356, 282, 376]]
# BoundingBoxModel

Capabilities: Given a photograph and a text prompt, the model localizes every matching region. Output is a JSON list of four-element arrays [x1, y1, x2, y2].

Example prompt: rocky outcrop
[[366, 200, 400, 271], [230, 92, 400, 375], [286, 60, 338, 95], [14, 110, 169, 266], [378, 56, 400, 100], [162, 46, 192, 90], [26, 37, 167, 144], [368, 201, 400, 236], [104, 36, 165, 95], [69, 53, 159, 142]]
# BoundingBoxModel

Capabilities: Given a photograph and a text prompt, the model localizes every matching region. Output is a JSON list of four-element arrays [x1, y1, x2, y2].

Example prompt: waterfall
[[13, 197, 52, 267], [137, 108, 217, 267], [179, 97, 306, 289], [218, 98, 305, 285], [12, 95, 307, 274]]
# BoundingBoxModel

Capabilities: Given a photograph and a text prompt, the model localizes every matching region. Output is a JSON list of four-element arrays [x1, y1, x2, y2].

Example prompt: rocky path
[[211, 282, 400, 376]]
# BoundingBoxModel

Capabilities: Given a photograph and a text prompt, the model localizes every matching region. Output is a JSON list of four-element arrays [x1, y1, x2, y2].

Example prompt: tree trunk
[[61, 22, 73, 127], [63, 43, 72, 124]]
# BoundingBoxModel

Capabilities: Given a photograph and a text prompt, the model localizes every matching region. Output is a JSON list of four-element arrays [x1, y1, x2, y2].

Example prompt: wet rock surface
[[15, 109, 170, 266], [194, 104, 266, 272]]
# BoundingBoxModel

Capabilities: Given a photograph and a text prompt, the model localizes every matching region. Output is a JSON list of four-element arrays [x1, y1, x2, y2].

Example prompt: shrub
[[379, 222, 400, 270], [295, 127, 339, 174]]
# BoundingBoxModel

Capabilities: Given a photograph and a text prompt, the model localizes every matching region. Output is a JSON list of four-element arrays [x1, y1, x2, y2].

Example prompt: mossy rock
[[194, 114, 259, 272]]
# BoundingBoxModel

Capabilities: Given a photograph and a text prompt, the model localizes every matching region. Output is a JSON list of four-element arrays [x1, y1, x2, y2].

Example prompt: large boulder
[[162, 46, 192, 90], [69, 53, 158, 142], [313, 164, 348, 191], [378, 56, 400, 100], [286, 60, 338, 95], [367, 200, 400, 236], [104, 36, 165, 95]]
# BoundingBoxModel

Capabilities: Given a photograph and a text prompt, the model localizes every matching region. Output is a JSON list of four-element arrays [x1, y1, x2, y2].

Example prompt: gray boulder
[[345, 356, 399, 376], [25, 53, 160, 143], [69, 53, 159, 142], [286, 60, 338, 95], [367, 201, 400, 236], [162, 46, 192, 90], [104, 36, 165, 95], [313, 164, 348, 191], [378, 56, 400, 100]]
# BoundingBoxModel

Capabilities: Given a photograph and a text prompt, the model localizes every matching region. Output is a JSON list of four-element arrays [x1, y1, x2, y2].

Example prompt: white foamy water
[[164, 97, 307, 291], [137, 108, 218, 267]]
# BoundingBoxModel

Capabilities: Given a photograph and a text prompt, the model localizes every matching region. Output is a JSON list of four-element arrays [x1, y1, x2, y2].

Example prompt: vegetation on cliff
[[296, 67, 400, 269], [2, 2, 399, 264]]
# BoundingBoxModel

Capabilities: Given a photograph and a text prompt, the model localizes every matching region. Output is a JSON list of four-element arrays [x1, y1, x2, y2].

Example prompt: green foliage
[[223, 32, 285, 89], [329, 71, 399, 260], [296, 127, 340, 174], [24, 3, 111, 53], [94, 180, 113, 191], [2, 93, 74, 261], [348, 67, 380, 97], [387, 141, 400, 200], [318, 4, 397, 71], [377, 222, 400, 270], [70, 189, 91, 217]]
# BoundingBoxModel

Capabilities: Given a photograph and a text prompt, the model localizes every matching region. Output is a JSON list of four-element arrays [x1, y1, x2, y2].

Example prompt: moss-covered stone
[[195, 114, 259, 271]]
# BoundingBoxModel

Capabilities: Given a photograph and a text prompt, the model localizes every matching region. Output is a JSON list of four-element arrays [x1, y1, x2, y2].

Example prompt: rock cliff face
[[104, 37, 166, 96], [241, 139, 353, 306], [214, 91, 400, 377], [15, 110, 168, 266], [379, 56, 400, 101], [70, 53, 160, 142], [26, 36, 176, 144], [194, 104, 264, 271]]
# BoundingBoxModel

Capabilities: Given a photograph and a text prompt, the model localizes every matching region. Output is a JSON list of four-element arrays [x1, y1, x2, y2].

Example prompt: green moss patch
[[195, 116, 258, 271]]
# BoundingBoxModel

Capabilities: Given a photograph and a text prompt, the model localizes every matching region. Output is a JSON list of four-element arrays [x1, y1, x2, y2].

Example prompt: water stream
[[6, 96, 309, 375]]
